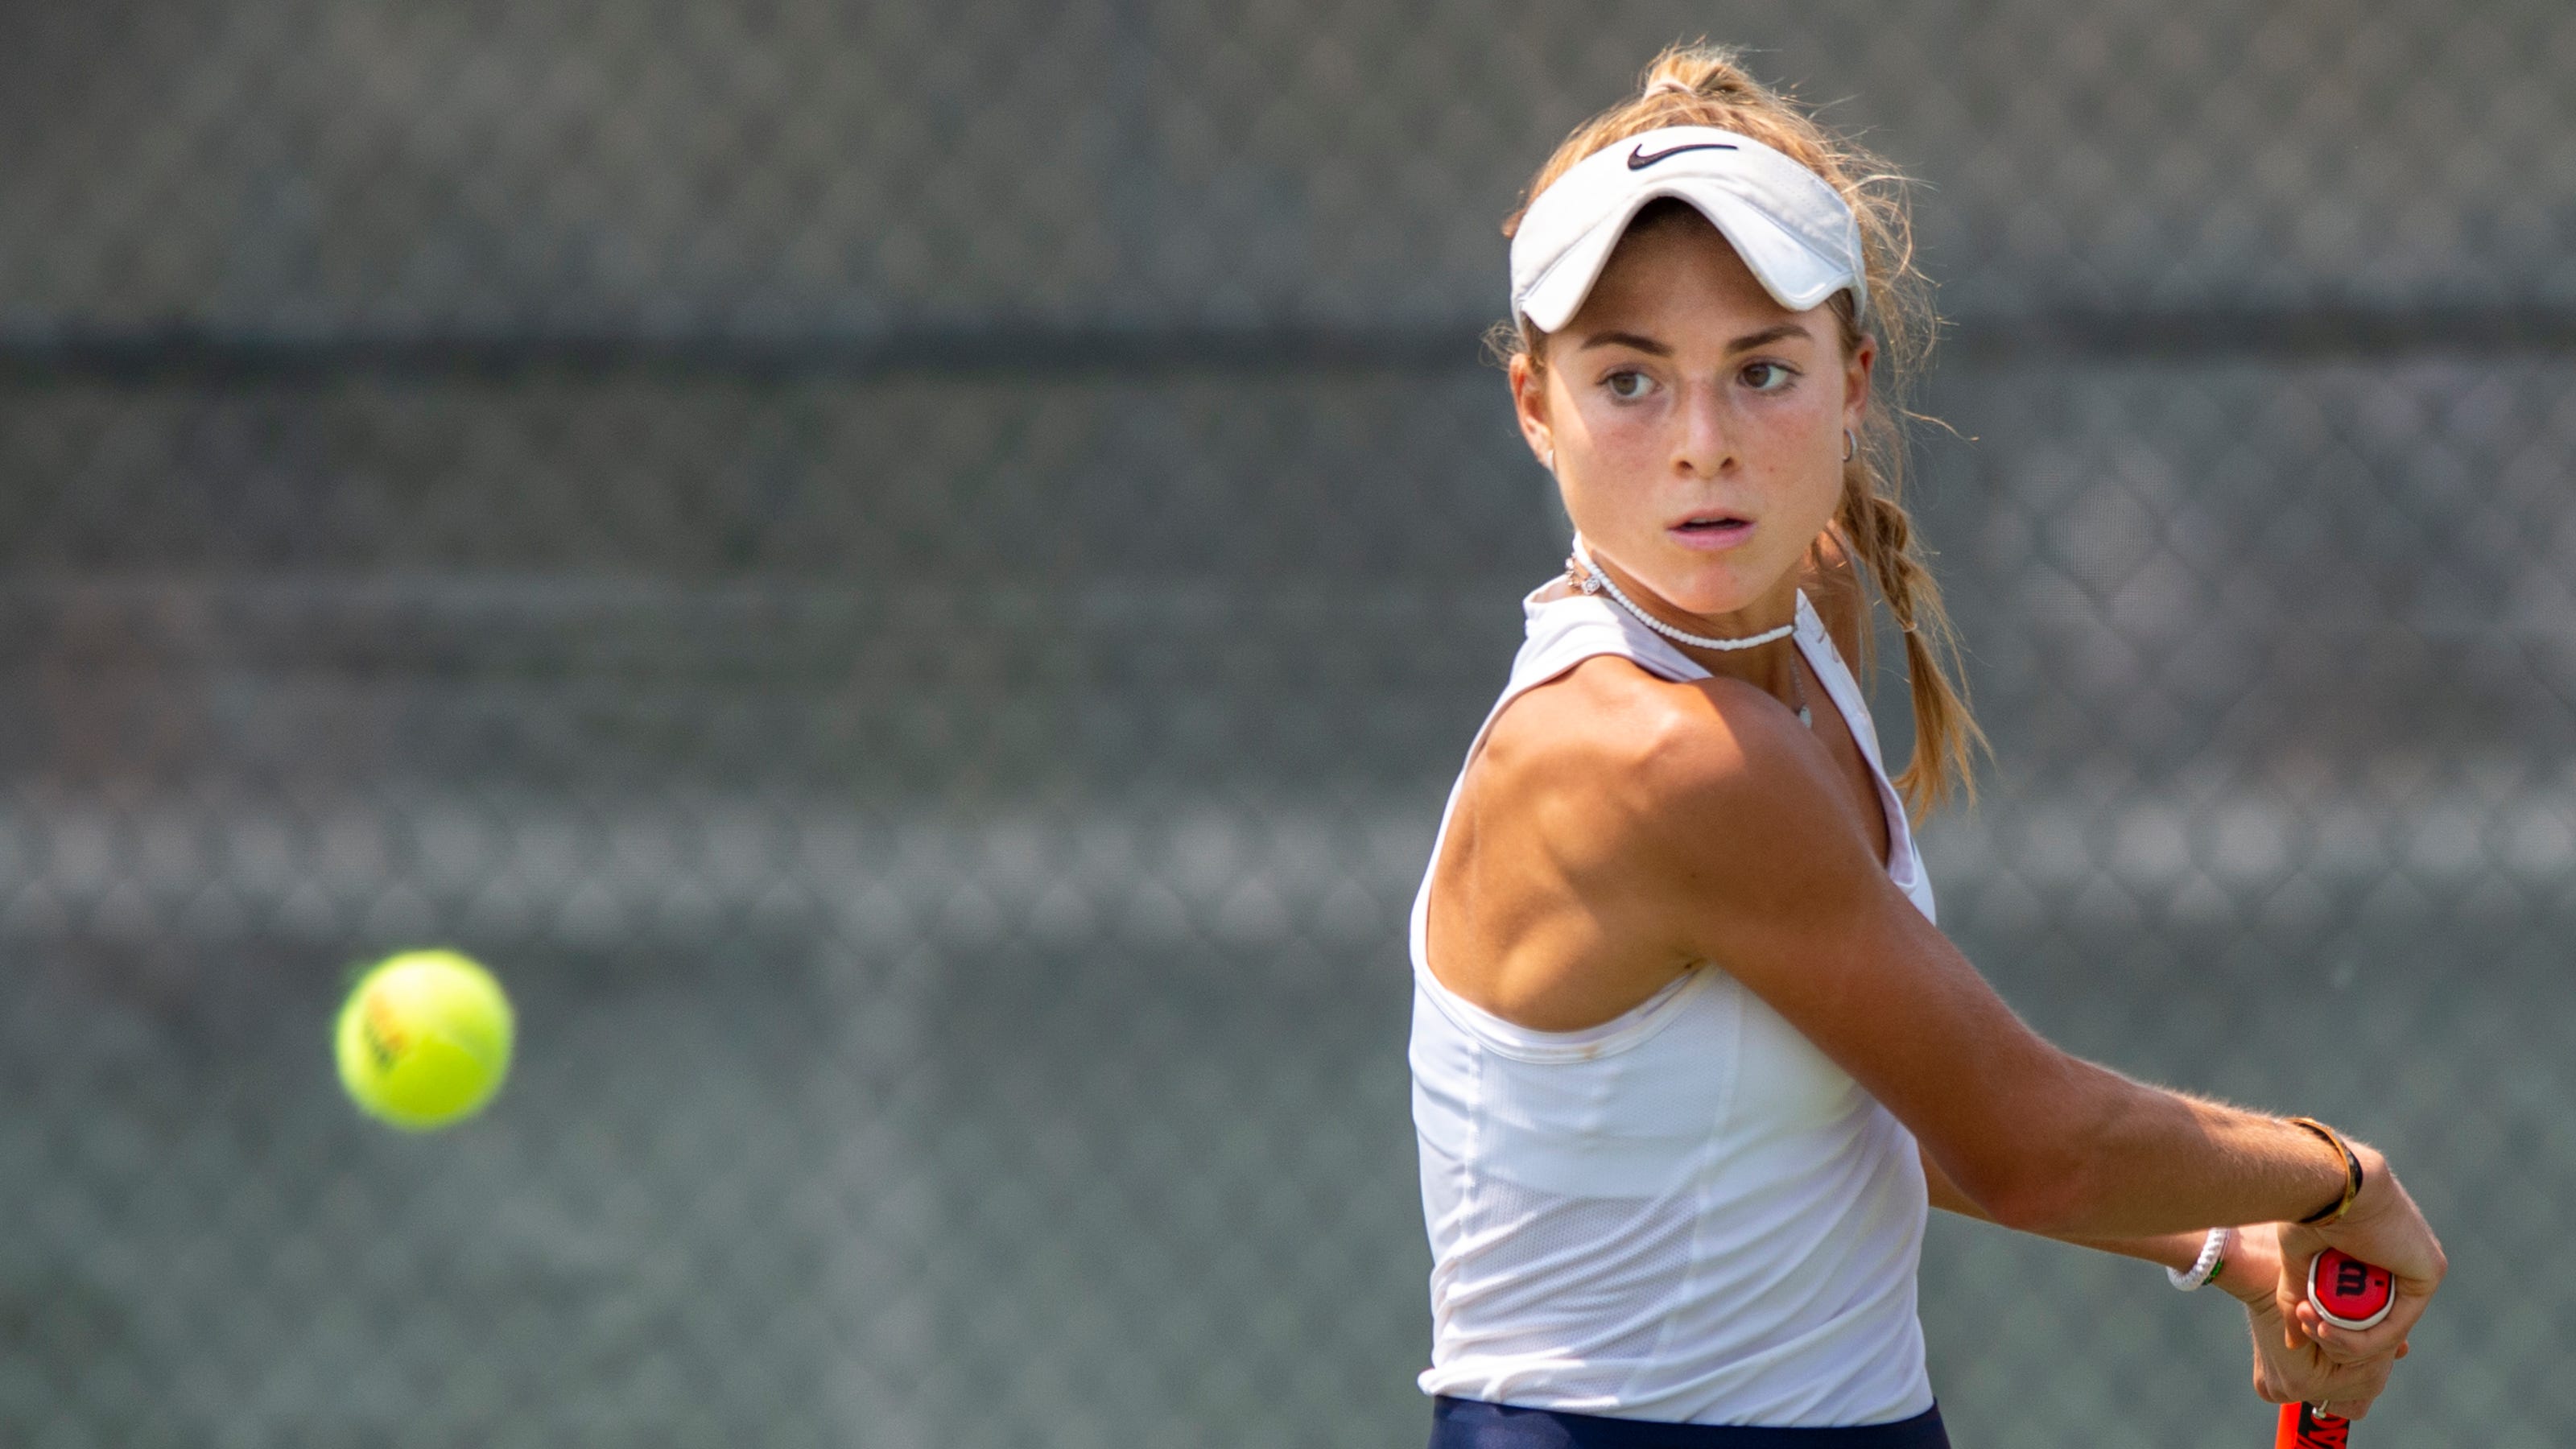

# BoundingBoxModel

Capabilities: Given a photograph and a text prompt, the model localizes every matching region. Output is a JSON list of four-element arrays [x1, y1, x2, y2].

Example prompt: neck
[[1571, 539, 1808, 704], [1574, 539, 1800, 642]]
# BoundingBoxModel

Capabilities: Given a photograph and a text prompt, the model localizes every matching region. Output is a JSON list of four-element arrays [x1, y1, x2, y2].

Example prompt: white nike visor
[[1509, 126, 1865, 333]]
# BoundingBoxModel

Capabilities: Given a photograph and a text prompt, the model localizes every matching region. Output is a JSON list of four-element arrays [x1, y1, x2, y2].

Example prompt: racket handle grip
[[2273, 1249, 2392, 1446]]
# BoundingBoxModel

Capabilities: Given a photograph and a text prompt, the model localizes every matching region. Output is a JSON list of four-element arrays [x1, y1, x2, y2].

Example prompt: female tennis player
[[1409, 45, 2444, 1447]]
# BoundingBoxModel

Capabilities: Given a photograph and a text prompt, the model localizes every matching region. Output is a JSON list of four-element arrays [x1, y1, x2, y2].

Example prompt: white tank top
[[1409, 580, 1938, 1427]]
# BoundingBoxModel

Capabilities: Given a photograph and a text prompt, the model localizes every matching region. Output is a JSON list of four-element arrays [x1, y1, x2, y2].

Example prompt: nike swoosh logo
[[1627, 140, 1737, 170]]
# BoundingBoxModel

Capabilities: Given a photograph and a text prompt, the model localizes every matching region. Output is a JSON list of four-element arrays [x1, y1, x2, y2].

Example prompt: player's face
[[1512, 213, 1870, 625]]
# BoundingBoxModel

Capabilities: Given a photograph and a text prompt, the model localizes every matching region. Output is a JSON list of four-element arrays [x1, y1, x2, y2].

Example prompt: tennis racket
[[2273, 1247, 2395, 1448]]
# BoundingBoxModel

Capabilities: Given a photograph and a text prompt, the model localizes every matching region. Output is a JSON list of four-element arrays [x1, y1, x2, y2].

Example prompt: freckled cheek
[[1587, 427, 1670, 477], [1564, 400, 1674, 467], [1733, 401, 1824, 454]]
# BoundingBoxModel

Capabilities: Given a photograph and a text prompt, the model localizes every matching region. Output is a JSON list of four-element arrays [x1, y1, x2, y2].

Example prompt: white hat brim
[[1517, 179, 1855, 334]]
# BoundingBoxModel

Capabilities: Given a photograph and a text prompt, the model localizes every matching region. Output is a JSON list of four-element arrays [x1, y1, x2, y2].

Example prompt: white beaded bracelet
[[2167, 1226, 2234, 1291]]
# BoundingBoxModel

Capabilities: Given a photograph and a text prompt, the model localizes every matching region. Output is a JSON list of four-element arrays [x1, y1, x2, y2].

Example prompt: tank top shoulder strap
[[1508, 584, 1705, 696], [1458, 584, 1706, 807], [1790, 590, 1936, 919]]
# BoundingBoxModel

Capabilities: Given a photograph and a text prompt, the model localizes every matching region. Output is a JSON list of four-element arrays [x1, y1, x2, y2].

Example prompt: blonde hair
[[1497, 42, 1985, 819]]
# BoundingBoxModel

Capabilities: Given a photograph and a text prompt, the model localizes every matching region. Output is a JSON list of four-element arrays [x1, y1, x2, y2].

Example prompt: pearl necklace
[[1567, 542, 1812, 729]]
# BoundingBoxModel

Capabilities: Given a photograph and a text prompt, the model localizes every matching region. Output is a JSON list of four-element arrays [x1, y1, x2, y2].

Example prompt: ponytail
[[1838, 465, 1987, 819]]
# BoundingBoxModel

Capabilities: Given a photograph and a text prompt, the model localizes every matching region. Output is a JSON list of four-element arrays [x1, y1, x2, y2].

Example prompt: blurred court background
[[3, 2, 2571, 1445]]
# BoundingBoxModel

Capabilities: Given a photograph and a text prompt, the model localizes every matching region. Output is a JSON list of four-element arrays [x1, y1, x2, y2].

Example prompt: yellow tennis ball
[[335, 949, 514, 1131]]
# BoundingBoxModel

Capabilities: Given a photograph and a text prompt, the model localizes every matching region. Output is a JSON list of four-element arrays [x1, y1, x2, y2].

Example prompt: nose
[[1673, 378, 1733, 477]]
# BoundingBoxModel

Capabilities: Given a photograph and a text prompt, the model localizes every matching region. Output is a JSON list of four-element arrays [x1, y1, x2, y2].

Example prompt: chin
[[1645, 559, 1766, 617]]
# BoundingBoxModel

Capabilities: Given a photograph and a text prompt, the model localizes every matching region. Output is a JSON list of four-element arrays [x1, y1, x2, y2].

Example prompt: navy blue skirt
[[1430, 1397, 1950, 1449]]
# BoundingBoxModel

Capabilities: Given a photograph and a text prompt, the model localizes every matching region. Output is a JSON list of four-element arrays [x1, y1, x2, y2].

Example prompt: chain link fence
[[4, 3, 2572, 1446]]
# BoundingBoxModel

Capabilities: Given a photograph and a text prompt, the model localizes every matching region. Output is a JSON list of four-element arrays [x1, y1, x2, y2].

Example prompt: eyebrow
[[1577, 322, 1814, 356]]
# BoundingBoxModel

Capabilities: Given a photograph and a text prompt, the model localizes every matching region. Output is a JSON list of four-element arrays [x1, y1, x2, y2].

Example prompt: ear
[[1841, 332, 1876, 436], [1509, 350, 1554, 470]]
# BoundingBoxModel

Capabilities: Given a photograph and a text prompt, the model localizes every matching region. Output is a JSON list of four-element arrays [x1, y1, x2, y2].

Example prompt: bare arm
[[1919, 1144, 2207, 1274], [1922, 1147, 2406, 1414], [1621, 698, 2350, 1236], [1581, 679, 2442, 1360], [1813, 534, 2434, 1377]]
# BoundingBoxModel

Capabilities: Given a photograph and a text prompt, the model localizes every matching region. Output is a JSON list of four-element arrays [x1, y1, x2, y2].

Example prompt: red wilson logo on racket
[[2307, 1249, 2395, 1331]]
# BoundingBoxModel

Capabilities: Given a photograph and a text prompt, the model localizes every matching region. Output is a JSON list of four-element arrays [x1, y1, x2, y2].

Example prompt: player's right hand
[[2222, 1223, 2405, 1418], [2273, 1143, 2446, 1367]]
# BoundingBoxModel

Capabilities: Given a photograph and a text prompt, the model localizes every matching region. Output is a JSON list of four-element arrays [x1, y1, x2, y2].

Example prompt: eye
[[1604, 369, 1655, 401], [1741, 361, 1796, 392]]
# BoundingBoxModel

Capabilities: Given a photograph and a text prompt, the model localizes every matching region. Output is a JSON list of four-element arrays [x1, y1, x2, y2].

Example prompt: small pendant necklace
[[1567, 543, 1812, 729]]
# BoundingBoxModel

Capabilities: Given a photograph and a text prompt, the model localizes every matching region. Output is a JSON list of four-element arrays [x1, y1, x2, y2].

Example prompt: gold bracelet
[[2286, 1117, 2363, 1225]]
